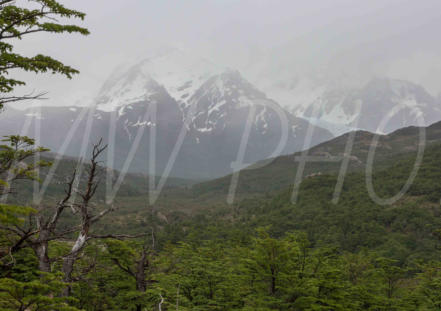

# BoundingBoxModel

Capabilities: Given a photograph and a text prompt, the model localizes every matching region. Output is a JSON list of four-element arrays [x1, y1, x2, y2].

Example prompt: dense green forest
[[2, 138, 441, 310]]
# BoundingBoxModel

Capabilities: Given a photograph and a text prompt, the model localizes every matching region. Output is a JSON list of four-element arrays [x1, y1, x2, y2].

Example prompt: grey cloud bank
[[10, 0, 441, 108]]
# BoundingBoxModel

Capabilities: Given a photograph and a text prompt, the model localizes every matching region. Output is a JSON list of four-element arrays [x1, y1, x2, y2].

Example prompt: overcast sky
[[11, 0, 441, 108]]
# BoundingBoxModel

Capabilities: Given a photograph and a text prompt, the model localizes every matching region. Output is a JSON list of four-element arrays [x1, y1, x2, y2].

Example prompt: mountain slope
[[184, 70, 333, 177], [236, 142, 441, 261], [0, 54, 333, 179], [193, 120, 441, 198]]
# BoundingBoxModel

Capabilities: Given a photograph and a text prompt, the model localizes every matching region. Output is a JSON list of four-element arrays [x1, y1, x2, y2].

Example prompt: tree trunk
[[270, 267, 276, 295], [31, 228, 51, 274], [135, 260, 147, 292], [62, 232, 87, 296], [35, 242, 51, 273], [61, 255, 76, 296], [135, 250, 148, 311]]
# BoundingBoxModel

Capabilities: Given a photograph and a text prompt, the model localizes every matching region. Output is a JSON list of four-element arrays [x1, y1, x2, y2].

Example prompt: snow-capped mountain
[[183, 69, 333, 175], [186, 69, 331, 148], [97, 47, 222, 112], [96, 67, 163, 113], [297, 78, 441, 134], [188, 69, 274, 134], [355, 78, 441, 133], [0, 50, 333, 179], [254, 74, 441, 135]]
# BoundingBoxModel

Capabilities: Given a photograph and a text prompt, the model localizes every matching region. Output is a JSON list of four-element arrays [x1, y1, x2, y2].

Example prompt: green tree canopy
[[0, 0, 89, 109]]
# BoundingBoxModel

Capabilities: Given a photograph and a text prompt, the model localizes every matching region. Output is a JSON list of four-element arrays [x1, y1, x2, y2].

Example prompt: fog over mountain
[[10, 0, 441, 111], [3, 0, 441, 177], [0, 49, 333, 179]]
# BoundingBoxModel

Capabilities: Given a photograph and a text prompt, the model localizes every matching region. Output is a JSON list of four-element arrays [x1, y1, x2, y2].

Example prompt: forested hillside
[[3, 140, 441, 310], [194, 121, 441, 198]]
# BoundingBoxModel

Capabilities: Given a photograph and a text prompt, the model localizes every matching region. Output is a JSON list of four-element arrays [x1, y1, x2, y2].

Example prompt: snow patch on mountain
[[293, 78, 441, 135], [96, 67, 160, 112], [137, 49, 223, 107], [187, 70, 273, 134], [96, 48, 223, 112]]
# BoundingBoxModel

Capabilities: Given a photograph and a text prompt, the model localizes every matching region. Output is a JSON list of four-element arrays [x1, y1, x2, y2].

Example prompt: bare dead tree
[[60, 140, 109, 295], [60, 140, 147, 296], [31, 171, 76, 272], [0, 163, 76, 270], [1, 139, 146, 297], [158, 294, 164, 311]]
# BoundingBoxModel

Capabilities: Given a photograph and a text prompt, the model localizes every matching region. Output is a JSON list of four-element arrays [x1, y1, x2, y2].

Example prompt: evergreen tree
[[0, 0, 89, 109]]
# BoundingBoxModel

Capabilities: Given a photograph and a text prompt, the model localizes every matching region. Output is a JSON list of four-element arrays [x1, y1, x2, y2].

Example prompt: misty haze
[[1, 1, 441, 310]]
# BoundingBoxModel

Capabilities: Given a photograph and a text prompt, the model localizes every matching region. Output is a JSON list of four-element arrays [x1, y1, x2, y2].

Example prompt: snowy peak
[[96, 48, 223, 112], [297, 78, 441, 135], [190, 70, 267, 107], [96, 64, 163, 112], [208, 69, 267, 100], [355, 78, 441, 132], [182, 69, 333, 169], [137, 48, 223, 107], [187, 70, 275, 133]]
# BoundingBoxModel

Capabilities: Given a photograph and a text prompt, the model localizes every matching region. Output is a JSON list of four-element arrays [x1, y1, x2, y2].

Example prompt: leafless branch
[[0, 92, 47, 105], [47, 170, 76, 231], [88, 233, 149, 240]]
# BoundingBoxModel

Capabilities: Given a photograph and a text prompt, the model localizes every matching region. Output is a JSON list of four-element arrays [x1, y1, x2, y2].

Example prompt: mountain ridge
[[192, 120, 441, 198], [0, 53, 333, 179]]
